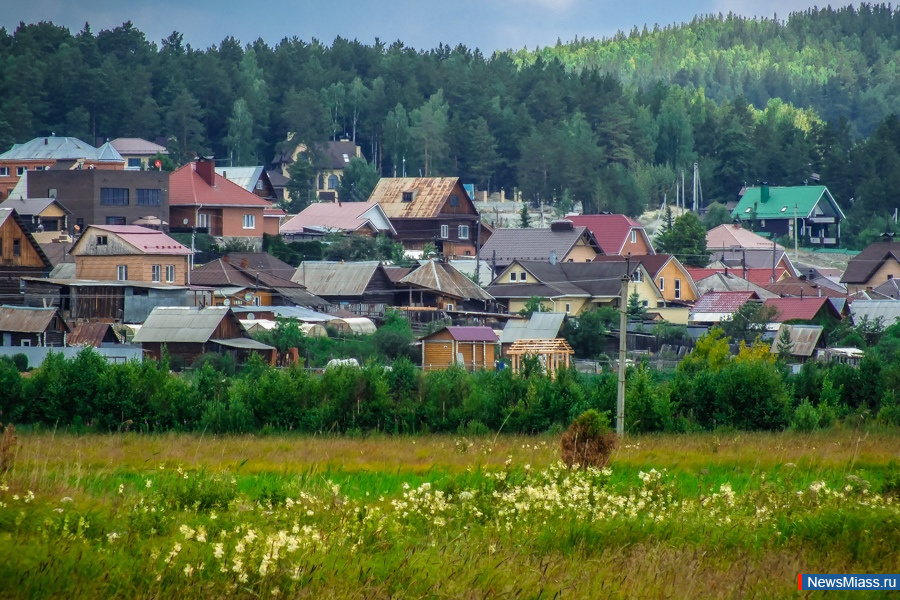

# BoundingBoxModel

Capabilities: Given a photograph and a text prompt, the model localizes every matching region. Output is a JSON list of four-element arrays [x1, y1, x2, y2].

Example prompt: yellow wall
[[846, 259, 900, 294], [652, 306, 691, 324], [507, 296, 589, 316], [655, 261, 698, 303], [565, 239, 599, 262]]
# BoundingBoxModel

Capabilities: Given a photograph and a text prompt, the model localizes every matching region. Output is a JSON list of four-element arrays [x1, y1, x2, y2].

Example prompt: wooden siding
[[421, 334, 496, 371], [75, 255, 189, 285], [210, 312, 245, 340], [0, 216, 46, 268]]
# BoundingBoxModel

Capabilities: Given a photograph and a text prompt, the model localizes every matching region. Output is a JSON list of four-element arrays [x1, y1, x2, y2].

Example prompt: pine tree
[[519, 203, 532, 228]]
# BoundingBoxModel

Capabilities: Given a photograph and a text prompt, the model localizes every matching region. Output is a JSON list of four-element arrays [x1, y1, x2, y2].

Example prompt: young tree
[[224, 99, 256, 166], [519, 203, 532, 228], [719, 301, 778, 344], [627, 289, 648, 321], [338, 157, 380, 202], [776, 326, 795, 360], [655, 212, 708, 267]]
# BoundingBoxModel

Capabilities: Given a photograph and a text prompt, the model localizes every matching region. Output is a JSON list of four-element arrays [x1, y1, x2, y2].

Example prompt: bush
[[560, 409, 618, 469], [791, 399, 821, 431], [11, 353, 28, 372]]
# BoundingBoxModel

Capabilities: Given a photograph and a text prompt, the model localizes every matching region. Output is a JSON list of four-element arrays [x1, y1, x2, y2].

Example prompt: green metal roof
[[732, 186, 845, 220]]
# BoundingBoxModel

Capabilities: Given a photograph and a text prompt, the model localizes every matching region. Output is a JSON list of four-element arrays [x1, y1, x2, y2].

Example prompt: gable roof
[[425, 325, 498, 343], [133, 306, 238, 343], [770, 324, 824, 358], [567, 214, 653, 255], [398, 259, 493, 302], [68, 322, 120, 347], [95, 142, 125, 163], [280, 201, 396, 235], [215, 166, 265, 192], [321, 140, 361, 170], [706, 224, 785, 250], [849, 299, 900, 327], [191, 258, 327, 307], [763, 277, 849, 299], [499, 312, 566, 344], [871, 278, 900, 300], [840, 241, 900, 285], [71, 225, 191, 256], [0, 209, 52, 268], [761, 297, 838, 322], [368, 177, 473, 218], [0, 196, 72, 217], [732, 185, 845, 221], [691, 272, 779, 299], [0, 136, 101, 161], [291, 261, 389, 297], [691, 291, 760, 317], [169, 163, 272, 208], [480, 226, 601, 266], [486, 260, 644, 301], [222, 253, 297, 281], [0, 305, 64, 333], [109, 138, 168, 156]]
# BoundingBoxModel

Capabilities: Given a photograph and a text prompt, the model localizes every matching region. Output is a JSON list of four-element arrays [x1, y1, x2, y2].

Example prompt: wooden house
[[190, 257, 327, 308], [280, 201, 396, 240], [394, 259, 493, 312], [0, 305, 69, 347], [215, 166, 279, 202], [368, 177, 480, 258], [292, 261, 395, 316], [731, 185, 844, 246], [0, 197, 72, 242], [0, 208, 53, 305], [70, 224, 192, 284], [133, 306, 275, 365], [420, 326, 498, 371]]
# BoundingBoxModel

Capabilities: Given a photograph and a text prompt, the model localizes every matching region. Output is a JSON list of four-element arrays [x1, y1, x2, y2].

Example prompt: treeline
[[0, 8, 898, 246], [1, 323, 898, 434]]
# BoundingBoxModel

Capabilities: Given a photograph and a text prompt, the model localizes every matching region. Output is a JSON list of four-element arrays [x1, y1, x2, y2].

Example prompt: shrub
[[10, 353, 28, 372], [560, 409, 618, 469], [791, 399, 820, 431]]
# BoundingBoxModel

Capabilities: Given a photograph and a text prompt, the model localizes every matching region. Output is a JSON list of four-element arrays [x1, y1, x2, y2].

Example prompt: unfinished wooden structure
[[506, 338, 574, 379]]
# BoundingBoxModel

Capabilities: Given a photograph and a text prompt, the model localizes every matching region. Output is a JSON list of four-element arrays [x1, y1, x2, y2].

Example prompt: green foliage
[[372, 310, 417, 362], [518, 296, 547, 318], [702, 202, 733, 230], [338, 157, 380, 202], [719, 301, 778, 344], [655, 212, 708, 267], [562, 309, 612, 358], [626, 289, 647, 321], [10, 353, 28, 372], [519, 203, 532, 228]]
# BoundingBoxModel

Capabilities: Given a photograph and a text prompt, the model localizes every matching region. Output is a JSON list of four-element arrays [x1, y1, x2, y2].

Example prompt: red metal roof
[[169, 163, 272, 208], [762, 297, 831, 322], [692, 291, 760, 313], [77, 225, 192, 255], [444, 326, 499, 342], [687, 267, 787, 287], [567, 214, 646, 255]]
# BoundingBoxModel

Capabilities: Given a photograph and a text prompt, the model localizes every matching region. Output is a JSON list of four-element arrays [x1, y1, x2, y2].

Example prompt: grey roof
[[292, 261, 384, 297], [499, 312, 566, 344], [711, 248, 798, 276], [849, 300, 900, 327], [0, 196, 71, 216], [1, 136, 103, 161], [266, 306, 336, 322], [216, 166, 265, 192], [95, 141, 125, 163], [872, 278, 900, 300], [109, 137, 168, 156], [693, 272, 779, 299], [398, 260, 493, 302], [479, 226, 599, 266], [770, 324, 824, 358], [48, 263, 76, 279], [133, 306, 237, 343], [211, 338, 275, 350]]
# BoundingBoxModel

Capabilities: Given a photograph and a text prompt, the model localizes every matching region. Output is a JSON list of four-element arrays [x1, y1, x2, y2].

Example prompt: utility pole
[[616, 273, 629, 437], [794, 203, 799, 261]]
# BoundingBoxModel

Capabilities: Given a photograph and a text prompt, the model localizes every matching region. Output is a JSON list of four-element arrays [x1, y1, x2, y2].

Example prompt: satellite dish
[[247, 313, 256, 321], [244, 292, 253, 301], [183, 218, 189, 225], [223, 299, 231, 307]]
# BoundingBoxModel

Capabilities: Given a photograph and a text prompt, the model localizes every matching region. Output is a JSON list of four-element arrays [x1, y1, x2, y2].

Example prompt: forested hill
[[519, 4, 900, 137], [0, 5, 898, 248]]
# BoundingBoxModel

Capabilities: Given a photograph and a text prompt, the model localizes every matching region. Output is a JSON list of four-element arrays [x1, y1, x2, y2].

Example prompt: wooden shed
[[507, 338, 574, 379], [420, 326, 498, 371]]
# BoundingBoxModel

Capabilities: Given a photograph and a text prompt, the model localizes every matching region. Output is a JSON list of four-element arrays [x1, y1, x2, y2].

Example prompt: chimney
[[44, 138, 49, 145], [760, 183, 770, 203], [240, 258, 249, 269], [223, 255, 230, 264], [196, 157, 216, 187], [550, 219, 574, 232]]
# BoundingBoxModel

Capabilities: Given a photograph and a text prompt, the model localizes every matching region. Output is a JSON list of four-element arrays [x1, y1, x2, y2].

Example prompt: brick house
[[70, 225, 192, 285]]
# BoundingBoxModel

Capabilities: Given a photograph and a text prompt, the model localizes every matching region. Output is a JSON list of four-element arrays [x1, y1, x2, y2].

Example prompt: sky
[[2, 0, 847, 52]]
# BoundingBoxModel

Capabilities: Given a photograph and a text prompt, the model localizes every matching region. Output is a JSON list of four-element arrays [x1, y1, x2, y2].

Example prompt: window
[[0, 167, 8, 177], [440, 224, 449, 238], [127, 158, 142, 170], [34, 166, 46, 171], [449, 195, 459, 207], [20, 339, 31, 347], [565, 303, 571, 314], [13, 239, 21, 257], [96, 235, 108, 246], [16, 167, 26, 176], [519, 272, 527, 281], [100, 188, 129, 206], [166, 265, 175, 283], [253, 296, 261, 306], [105, 216, 126, 226], [674, 279, 681, 299], [402, 191, 414, 202], [509, 272, 516, 282], [658, 277, 665, 291], [631, 230, 637, 244], [197, 213, 209, 229], [137, 189, 161, 206], [117, 265, 128, 281], [446, 303, 454, 311], [151, 264, 161, 282], [327, 175, 339, 190], [255, 179, 263, 190], [458, 225, 469, 239], [632, 269, 643, 283], [243, 214, 256, 229]]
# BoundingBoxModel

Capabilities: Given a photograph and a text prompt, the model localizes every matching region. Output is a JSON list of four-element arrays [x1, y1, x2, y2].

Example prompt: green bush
[[10, 353, 28, 372], [791, 399, 821, 431]]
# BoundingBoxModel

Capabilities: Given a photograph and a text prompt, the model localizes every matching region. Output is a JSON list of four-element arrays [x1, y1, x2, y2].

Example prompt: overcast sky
[[3, 0, 846, 52]]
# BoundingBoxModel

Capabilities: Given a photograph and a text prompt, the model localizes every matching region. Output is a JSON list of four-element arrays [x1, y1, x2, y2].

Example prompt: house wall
[[506, 297, 590, 316], [457, 341, 496, 370], [210, 314, 245, 340], [0, 160, 55, 200], [848, 260, 900, 294], [28, 170, 169, 231], [0, 216, 46, 268], [263, 216, 280, 236], [564, 239, 599, 263], [75, 255, 190, 285], [655, 262, 698, 303], [220, 206, 266, 239], [141, 341, 206, 363], [621, 231, 653, 256], [124, 288, 193, 324]]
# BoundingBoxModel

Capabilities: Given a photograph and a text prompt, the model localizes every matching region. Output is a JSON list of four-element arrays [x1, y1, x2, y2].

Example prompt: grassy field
[[1, 427, 898, 598]]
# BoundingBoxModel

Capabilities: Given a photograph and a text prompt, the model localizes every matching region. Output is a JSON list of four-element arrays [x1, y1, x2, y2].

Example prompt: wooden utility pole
[[616, 274, 629, 437]]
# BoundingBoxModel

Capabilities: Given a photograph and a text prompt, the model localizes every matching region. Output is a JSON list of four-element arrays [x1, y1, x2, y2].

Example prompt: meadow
[[0, 428, 898, 599]]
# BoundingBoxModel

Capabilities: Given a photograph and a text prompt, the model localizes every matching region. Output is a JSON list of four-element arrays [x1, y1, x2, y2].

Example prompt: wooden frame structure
[[507, 338, 574, 378]]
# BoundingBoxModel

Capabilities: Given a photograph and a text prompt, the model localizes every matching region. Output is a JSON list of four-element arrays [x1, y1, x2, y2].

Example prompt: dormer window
[[402, 191, 414, 203], [97, 235, 108, 246]]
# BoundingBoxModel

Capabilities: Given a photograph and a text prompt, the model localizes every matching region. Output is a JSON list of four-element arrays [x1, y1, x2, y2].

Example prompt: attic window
[[97, 235, 108, 246], [402, 191, 414, 202], [449, 195, 459, 207], [342, 153, 350, 163]]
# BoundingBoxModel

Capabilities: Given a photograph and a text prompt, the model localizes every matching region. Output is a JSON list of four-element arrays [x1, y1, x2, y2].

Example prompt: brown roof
[[68, 322, 119, 347], [223, 253, 297, 281], [398, 260, 493, 302], [479, 226, 600, 267], [840, 241, 900, 284], [0, 305, 65, 333], [763, 277, 849, 299], [368, 177, 470, 219], [109, 137, 168, 156]]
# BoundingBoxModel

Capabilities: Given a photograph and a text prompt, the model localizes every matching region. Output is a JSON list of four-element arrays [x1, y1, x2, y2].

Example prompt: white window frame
[[632, 269, 643, 283], [117, 265, 128, 281], [658, 277, 665, 291], [674, 278, 681, 299], [458, 224, 469, 240], [630, 230, 637, 244], [446, 303, 454, 311], [243, 214, 256, 229], [151, 264, 161, 282], [16, 166, 26, 176], [0, 167, 8, 177], [197, 213, 210, 229], [565, 303, 571, 314], [20, 339, 31, 347], [165, 265, 175, 283], [440, 224, 449, 238], [519, 272, 527, 281], [509, 272, 516, 282]]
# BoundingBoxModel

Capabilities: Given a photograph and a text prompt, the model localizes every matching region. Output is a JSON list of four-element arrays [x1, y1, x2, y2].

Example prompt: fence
[[0, 345, 143, 368]]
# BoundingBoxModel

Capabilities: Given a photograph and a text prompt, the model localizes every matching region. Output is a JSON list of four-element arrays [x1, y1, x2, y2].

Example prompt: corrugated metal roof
[[762, 297, 833, 322], [691, 291, 760, 315], [215, 166, 265, 192], [133, 306, 234, 343], [0, 305, 61, 333], [71, 225, 191, 256], [368, 177, 467, 218], [0, 136, 101, 161], [95, 142, 125, 163], [770, 324, 823, 357], [732, 186, 845, 221], [398, 260, 493, 302], [499, 313, 565, 344], [427, 325, 498, 342], [479, 226, 600, 266], [169, 163, 272, 207], [212, 337, 275, 350], [0, 196, 71, 216], [291, 261, 384, 297], [849, 300, 900, 327], [691, 272, 778, 299], [68, 322, 119, 347], [281, 201, 395, 235]]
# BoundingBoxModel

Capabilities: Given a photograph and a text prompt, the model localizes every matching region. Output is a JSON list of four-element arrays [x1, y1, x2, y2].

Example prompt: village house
[[280, 201, 396, 240], [0, 197, 72, 242], [394, 259, 493, 313], [761, 296, 846, 328], [420, 325, 498, 371], [273, 139, 363, 202], [215, 166, 279, 202], [292, 261, 395, 316], [0, 305, 69, 347], [190, 256, 327, 308], [169, 158, 277, 249], [368, 177, 481, 258], [480, 220, 603, 273], [0, 208, 53, 305], [731, 185, 845, 246], [498, 312, 566, 357], [567, 214, 655, 255], [689, 291, 761, 326], [840, 238, 900, 294], [769, 324, 825, 364], [109, 138, 168, 171], [69, 225, 192, 285]]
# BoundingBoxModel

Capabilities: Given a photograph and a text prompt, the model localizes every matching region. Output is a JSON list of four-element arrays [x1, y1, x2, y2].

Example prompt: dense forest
[[0, 5, 898, 247]]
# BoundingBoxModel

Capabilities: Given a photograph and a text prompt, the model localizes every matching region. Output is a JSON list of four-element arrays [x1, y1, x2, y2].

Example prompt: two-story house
[[70, 225, 192, 285], [840, 238, 900, 294], [567, 214, 655, 255], [368, 177, 480, 258], [0, 208, 53, 305], [731, 185, 845, 246], [169, 159, 277, 249], [479, 220, 603, 272]]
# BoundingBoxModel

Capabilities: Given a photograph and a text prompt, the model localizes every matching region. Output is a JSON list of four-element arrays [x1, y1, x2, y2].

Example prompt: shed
[[0, 305, 69, 347], [769, 324, 824, 362], [506, 338, 574, 379], [420, 326, 498, 371]]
